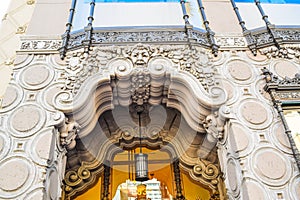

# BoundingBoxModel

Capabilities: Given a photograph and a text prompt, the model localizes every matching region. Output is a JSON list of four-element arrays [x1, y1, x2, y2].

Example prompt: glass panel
[[72, 0, 204, 31], [283, 110, 300, 151], [235, 0, 300, 4], [236, 2, 300, 28]]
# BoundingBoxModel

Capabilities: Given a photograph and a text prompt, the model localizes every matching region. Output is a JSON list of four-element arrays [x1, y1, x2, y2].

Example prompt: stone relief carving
[[215, 36, 247, 48], [262, 67, 300, 86], [63, 161, 103, 198], [130, 68, 151, 105], [20, 40, 62, 51], [58, 118, 80, 150], [61, 44, 218, 95], [203, 113, 225, 141], [198, 112, 225, 159], [259, 45, 300, 59]]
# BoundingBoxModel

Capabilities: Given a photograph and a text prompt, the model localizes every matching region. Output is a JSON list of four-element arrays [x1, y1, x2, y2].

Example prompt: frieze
[[189, 29, 209, 45], [20, 40, 62, 51], [62, 44, 218, 95], [275, 29, 300, 41], [273, 91, 300, 101], [252, 31, 274, 47], [262, 67, 300, 86], [259, 45, 300, 59], [67, 30, 190, 50], [215, 36, 247, 48]]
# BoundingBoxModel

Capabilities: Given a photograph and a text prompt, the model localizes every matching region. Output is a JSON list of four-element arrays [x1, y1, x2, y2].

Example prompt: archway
[[53, 44, 228, 199]]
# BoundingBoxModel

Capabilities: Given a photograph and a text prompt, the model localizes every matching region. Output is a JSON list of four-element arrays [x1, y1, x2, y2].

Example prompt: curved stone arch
[[54, 46, 228, 199], [54, 56, 227, 137], [63, 125, 222, 199]]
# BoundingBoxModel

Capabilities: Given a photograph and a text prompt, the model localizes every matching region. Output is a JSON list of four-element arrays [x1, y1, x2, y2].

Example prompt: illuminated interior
[[75, 148, 211, 200]]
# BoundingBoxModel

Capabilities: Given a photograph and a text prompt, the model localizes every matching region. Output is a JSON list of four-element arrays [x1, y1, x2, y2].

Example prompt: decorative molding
[[58, 118, 80, 150], [215, 36, 247, 48], [63, 160, 103, 199], [130, 68, 151, 105], [262, 67, 300, 90], [61, 44, 218, 95], [19, 40, 62, 52], [243, 28, 300, 55], [66, 29, 211, 51], [259, 45, 300, 59], [262, 67, 300, 171]]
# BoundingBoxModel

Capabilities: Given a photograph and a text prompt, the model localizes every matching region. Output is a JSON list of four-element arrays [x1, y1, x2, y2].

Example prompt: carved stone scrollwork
[[198, 112, 225, 159], [130, 69, 151, 105], [58, 118, 80, 150], [61, 44, 218, 97], [192, 162, 219, 185], [63, 161, 103, 199], [262, 67, 300, 87], [259, 45, 300, 59]]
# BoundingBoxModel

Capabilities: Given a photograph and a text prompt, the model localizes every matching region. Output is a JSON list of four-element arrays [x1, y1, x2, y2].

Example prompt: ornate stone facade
[[1, 1, 300, 200]]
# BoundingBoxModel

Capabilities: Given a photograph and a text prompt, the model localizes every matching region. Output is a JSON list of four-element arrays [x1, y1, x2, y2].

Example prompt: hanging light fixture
[[135, 106, 149, 182]]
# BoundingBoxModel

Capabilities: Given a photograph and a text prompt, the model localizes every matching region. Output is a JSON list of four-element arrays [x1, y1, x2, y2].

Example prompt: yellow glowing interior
[[75, 148, 211, 200]]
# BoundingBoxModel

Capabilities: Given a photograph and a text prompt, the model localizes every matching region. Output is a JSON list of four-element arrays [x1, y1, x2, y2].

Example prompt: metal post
[[60, 0, 77, 59], [102, 164, 111, 200], [84, 0, 96, 53], [254, 0, 280, 49], [230, 0, 247, 31], [180, 0, 190, 25], [196, 0, 218, 56], [173, 159, 185, 200], [229, 0, 257, 55]]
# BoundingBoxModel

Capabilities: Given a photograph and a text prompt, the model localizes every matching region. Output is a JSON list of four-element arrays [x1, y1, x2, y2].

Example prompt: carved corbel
[[59, 118, 80, 150], [198, 112, 225, 159]]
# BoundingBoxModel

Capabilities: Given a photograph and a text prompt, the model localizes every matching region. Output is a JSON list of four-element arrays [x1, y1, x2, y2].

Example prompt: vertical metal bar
[[173, 159, 185, 200], [84, 0, 96, 53], [230, 0, 247, 31], [102, 164, 111, 200], [254, 0, 280, 49], [196, 0, 218, 56], [255, 0, 271, 26], [88, 0, 96, 26], [230, 0, 257, 55], [180, 0, 190, 25], [60, 0, 77, 59]]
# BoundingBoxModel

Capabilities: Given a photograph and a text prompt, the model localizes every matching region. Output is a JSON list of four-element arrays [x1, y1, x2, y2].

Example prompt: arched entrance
[[61, 105, 225, 200], [53, 44, 228, 199]]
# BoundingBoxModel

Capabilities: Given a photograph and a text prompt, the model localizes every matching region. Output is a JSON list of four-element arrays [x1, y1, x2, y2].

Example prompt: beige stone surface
[[202, 1, 241, 33], [26, 1, 71, 35], [273, 60, 299, 78], [0, 0, 35, 105], [227, 60, 253, 81]]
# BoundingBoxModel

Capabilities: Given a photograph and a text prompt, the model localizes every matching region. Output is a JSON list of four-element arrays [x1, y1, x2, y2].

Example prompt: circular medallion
[[9, 104, 45, 138]]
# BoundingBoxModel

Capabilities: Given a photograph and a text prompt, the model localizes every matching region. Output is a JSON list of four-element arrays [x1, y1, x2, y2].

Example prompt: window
[[235, 0, 300, 29], [72, 0, 204, 31], [235, 0, 300, 4]]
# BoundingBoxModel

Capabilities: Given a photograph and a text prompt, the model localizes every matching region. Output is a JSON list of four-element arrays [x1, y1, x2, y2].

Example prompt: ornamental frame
[[262, 67, 300, 171]]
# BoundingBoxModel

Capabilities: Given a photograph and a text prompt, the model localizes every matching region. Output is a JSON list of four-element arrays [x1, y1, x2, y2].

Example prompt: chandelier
[[135, 106, 149, 182]]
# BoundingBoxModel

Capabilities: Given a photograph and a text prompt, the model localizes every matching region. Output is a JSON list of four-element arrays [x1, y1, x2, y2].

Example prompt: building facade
[[0, 0, 300, 199]]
